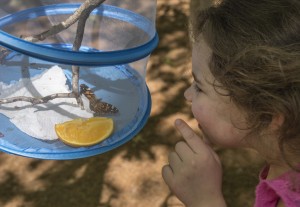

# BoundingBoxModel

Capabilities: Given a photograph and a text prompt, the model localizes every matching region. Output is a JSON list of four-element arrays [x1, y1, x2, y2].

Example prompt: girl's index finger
[[174, 119, 205, 154]]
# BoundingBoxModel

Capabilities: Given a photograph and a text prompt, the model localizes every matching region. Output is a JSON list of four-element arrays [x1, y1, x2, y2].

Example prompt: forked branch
[[0, 93, 75, 105], [23, 0, 106, 42], [0, 0, 106, 107]]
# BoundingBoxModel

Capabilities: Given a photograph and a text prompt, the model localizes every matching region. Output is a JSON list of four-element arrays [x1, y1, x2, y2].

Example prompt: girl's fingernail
[[175, 119, 182, 126]]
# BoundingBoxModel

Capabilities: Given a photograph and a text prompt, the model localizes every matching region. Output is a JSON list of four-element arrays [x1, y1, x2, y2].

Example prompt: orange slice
[[55, 117, 114, 147]]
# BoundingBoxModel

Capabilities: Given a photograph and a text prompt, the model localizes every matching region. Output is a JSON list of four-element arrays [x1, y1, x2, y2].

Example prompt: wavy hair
[[191, 0, 300, 168]]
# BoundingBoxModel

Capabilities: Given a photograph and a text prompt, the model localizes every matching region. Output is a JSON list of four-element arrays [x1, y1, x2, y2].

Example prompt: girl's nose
[[184, 86, 192, 102]]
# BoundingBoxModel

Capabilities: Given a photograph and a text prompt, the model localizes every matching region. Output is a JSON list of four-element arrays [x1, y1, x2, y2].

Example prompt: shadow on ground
[[0, 1, 264, 207]]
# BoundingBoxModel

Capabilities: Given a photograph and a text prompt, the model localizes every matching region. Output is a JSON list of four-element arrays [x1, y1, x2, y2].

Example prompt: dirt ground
[[0, 1, 265, 207]]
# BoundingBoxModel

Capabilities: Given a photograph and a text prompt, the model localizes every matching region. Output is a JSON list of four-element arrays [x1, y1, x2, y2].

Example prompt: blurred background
[[0, 0, 265, 206]]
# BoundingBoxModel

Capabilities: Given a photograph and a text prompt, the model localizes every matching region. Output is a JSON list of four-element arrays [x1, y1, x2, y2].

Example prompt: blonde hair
[[191, 0, 300, 168]]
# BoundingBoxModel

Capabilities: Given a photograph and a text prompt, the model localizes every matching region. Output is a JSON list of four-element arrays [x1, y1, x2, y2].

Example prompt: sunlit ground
[[0, 1, 264, 206]]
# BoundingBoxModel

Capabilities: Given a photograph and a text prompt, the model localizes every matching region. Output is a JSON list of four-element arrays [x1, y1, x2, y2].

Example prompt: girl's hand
[[162, 119, 226, 207]]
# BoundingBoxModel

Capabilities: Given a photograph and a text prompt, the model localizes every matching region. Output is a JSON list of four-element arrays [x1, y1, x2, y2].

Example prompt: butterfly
[[80, 84, 119, 114]]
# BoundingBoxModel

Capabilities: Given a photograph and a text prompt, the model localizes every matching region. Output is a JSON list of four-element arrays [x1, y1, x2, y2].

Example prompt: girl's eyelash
[[193, 83, 202, 93]]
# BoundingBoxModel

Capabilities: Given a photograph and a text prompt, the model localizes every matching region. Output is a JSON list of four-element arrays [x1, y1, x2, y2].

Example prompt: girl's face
[[185, 39, 251, 148]]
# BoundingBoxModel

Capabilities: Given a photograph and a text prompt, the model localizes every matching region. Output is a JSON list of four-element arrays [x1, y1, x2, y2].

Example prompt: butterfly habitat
[[0, 0, 158, 159]]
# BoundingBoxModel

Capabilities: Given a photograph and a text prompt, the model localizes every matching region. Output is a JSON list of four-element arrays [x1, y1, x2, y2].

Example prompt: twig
[[0, 47, 12, 64], [71, 0, 104, 109], [0, 0, 106, 107], [0, 93, 75, 105], [1, 0, 106, 60], [23, 0, 106, 42]]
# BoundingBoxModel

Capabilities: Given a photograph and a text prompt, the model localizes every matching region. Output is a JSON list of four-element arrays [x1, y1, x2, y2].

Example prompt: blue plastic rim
[[0, 88, 152, 160], [0, 62, 152, 160], [0, 3, 159, 66]]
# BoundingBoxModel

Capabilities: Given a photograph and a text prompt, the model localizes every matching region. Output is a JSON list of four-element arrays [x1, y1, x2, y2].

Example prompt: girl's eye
[[193, 83, 202, 93]]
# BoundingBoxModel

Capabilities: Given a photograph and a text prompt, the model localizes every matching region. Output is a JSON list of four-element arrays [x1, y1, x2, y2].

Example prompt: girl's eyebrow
[[192, 72, 202, 85]]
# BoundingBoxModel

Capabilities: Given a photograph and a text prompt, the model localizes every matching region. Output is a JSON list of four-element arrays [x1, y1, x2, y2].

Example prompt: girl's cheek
[[191, 103, 204, 124]]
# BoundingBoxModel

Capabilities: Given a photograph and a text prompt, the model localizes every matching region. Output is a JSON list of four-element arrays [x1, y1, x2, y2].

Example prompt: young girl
[[162, 0, 300, 206]]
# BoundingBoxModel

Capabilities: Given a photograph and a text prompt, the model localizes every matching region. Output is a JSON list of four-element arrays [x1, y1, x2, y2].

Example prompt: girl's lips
[[198, 124, 202, 130]]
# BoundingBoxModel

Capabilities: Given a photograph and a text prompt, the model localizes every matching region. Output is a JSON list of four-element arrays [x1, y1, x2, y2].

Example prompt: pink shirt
[[254, 166, 300, 207]]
